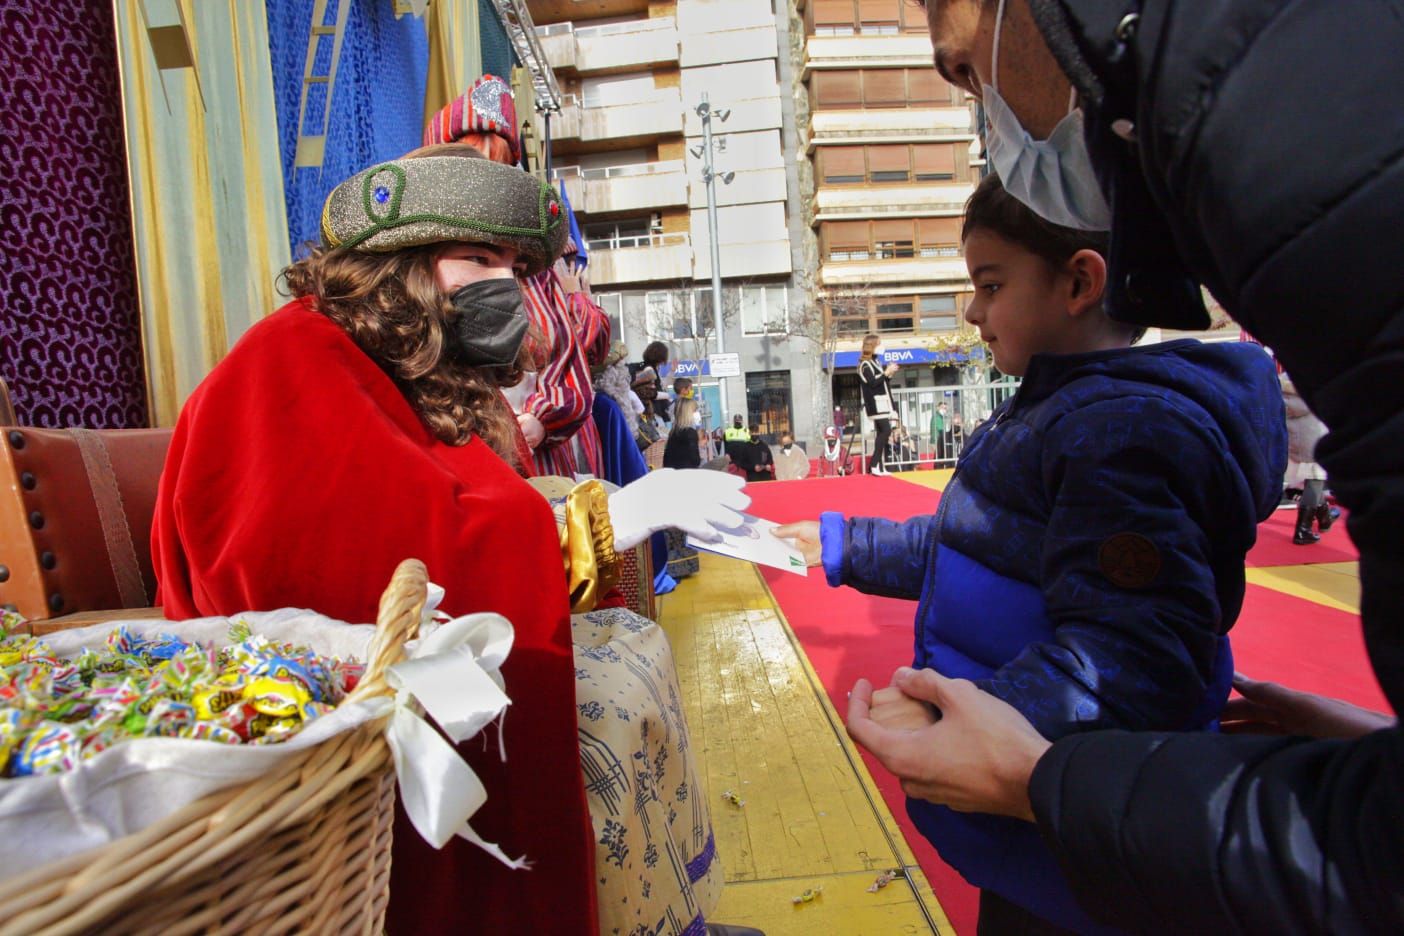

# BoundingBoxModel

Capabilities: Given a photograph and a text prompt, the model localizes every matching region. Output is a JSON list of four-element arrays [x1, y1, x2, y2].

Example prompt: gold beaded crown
[[319, 154, 568, 275]]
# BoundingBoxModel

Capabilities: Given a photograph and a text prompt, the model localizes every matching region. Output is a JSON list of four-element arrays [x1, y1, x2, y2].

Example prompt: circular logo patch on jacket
[[1098, 533, 1161, 589]]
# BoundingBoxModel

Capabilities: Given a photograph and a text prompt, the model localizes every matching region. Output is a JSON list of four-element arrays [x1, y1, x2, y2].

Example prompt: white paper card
[[688, 513, 809, 576]]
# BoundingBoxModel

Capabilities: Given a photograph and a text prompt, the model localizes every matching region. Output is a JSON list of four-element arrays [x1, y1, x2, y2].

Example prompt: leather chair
[[0, 426, 171, 633], [0, 378, 15, 426]]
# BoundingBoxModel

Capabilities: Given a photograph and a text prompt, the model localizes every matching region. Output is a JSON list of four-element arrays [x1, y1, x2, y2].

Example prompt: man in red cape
[[151, 152, 597, 933]]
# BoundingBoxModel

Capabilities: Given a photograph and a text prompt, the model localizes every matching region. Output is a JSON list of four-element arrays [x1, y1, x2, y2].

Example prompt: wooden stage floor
[[657, 551, 956, 935]]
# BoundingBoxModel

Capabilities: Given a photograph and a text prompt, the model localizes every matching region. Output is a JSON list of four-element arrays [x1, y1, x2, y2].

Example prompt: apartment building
[[529, 0, 822, 443], [797, 0, 986, 430]]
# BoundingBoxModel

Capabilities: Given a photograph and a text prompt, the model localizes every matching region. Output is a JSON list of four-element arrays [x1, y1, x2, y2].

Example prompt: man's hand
[[773, 520, 821, 567], [1221, 673, 1396, 739], [517, 412, 546, 449], [846, 667, 1051, 821]]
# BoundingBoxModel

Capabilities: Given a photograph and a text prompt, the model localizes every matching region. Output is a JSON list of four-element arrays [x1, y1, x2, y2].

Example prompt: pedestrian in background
[[859, 334, 898, 475], [1282, 373, 1338, 545]]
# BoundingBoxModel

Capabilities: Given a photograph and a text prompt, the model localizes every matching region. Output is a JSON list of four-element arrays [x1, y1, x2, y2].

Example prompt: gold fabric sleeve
[[527, 477, 622, 614]]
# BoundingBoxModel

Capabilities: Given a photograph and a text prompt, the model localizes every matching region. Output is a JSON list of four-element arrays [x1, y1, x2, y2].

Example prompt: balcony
[[820, 255, 969, 289], [682, 97, 782, 136], [580, 88, 684, 144], [686, 166, 788, 209], [806, 108, 976, 148], [588, 232, 693, 286], [803, 35, 935, 75], [812, 181, 973, 220], [526, 0, 649, 25], [691, 205, 793, 278], [693, 239, 793, 278], [547, 94, 582, 140], [680, 23, 778, 68], [553, 161, 689, 215], [580, 18, 680, 74], [536, 21, 577, 70]]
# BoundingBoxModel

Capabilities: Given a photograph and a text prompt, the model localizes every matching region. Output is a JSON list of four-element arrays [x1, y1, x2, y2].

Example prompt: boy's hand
[[1222, 673, 1395, 738], [773, 520, 822, 567], [869, 683, 939, 732], [847, 668, 1051, 820]]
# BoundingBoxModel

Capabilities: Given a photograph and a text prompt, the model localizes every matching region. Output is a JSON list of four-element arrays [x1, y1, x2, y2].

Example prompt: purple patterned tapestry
[[0, 2, 149, 428]]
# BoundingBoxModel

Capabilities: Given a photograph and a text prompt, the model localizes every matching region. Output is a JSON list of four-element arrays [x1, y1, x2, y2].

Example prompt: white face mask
[[782, 443, 793, 453], [873, 344, 885, 358], [982, 0, 1111, 232]]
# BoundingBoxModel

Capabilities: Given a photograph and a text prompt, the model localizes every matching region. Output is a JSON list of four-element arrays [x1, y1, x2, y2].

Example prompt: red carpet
[[744, 474, 1383, 935], [1246, 507, 1357, 567]]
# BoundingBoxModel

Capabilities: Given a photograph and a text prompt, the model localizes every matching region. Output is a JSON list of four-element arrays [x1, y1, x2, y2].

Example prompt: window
[[876, 300, 914, 333], [873, 220, 915, 259], [919, 294, 959, 331], [645, 291, 678, 340], [824, 219, 965, 261], [741, 285, 790, 335], [813, 70, 861, 109], [765, 286, 789, 331], [823, 221, 871, 261], [857, 0, 899, 30], [808, 0, 928, 35], [596, 293, 625, 347], [907, 69, 945, 105], [584, 218, 650, 250], [913, 144, 957, 181], [817, 143, 965, 186], [820, 147, 866, 184], [867, 145, 911, 183], [862, 69, 906, 107], [918, 217, 963, 257], [812, 69, 951, 110], [833, 372, 862, 432], [745, 370, 794, 440], [692, 289, 716, 335], [825, 293, 967, 337], [833, 315, 870, 335], [813, 0, 855, 31]]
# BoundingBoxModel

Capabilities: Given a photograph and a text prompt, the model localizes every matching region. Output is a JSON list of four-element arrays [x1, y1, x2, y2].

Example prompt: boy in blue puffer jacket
[[775, 175, 1286, 934]]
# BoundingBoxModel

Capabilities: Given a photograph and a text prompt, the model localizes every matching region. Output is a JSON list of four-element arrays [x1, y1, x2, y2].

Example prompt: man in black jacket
[[844, 2, 1404, 933]]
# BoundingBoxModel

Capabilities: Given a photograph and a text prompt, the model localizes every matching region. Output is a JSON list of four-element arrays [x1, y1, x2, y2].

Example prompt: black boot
[[1294, 505, 1321, 545], [1316, 502, 1341, 531]]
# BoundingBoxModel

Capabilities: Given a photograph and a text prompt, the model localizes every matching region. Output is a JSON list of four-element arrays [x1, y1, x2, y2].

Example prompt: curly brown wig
[[280, 244, 529, 466]]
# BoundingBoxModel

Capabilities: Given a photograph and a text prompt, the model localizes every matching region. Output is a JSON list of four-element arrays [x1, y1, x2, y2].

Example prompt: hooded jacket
[[821, 340, 1284, 931], [1017, 3, 1404, 932]]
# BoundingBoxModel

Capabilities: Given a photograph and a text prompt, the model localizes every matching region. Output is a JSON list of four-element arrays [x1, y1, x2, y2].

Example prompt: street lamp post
[[695, 93, 733, 423]]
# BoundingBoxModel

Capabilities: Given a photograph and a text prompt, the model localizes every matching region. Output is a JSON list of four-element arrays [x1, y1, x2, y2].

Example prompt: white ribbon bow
[[382, 584, 529, 870]]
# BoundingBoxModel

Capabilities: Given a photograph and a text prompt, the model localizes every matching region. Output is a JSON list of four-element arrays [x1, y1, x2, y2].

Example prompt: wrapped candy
[[0, 617, 364, 778], [247, 676, 312, 718], [11, 722, 83, 776]]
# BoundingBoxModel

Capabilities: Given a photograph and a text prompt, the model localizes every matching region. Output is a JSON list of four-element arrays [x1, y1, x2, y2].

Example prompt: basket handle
[[346, 558, 428, 703]]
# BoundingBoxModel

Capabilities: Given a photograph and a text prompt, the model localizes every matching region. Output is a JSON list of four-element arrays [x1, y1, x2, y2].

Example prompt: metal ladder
[[293, 0, 354, 170]]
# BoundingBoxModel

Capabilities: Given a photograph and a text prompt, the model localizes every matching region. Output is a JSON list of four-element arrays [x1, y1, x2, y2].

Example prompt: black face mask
[[448, 278, 529, 367]]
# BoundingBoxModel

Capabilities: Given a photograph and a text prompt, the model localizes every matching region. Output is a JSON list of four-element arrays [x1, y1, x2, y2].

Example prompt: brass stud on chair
[[40, 551, 56, 570], [6, 430, 24, 450], [0, 565, 8, 583], [20, 471, 35, 490], [28, 511, 44, 530], [48, 593, 64, 612]]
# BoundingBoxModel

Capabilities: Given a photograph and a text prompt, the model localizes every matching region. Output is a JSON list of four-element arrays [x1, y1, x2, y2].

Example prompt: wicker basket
[[0, 558, 430, 936]]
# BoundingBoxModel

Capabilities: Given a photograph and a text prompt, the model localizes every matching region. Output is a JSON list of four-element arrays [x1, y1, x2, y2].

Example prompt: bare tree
[[769, 269, 878, 435], [621, 279, 741, 369]]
